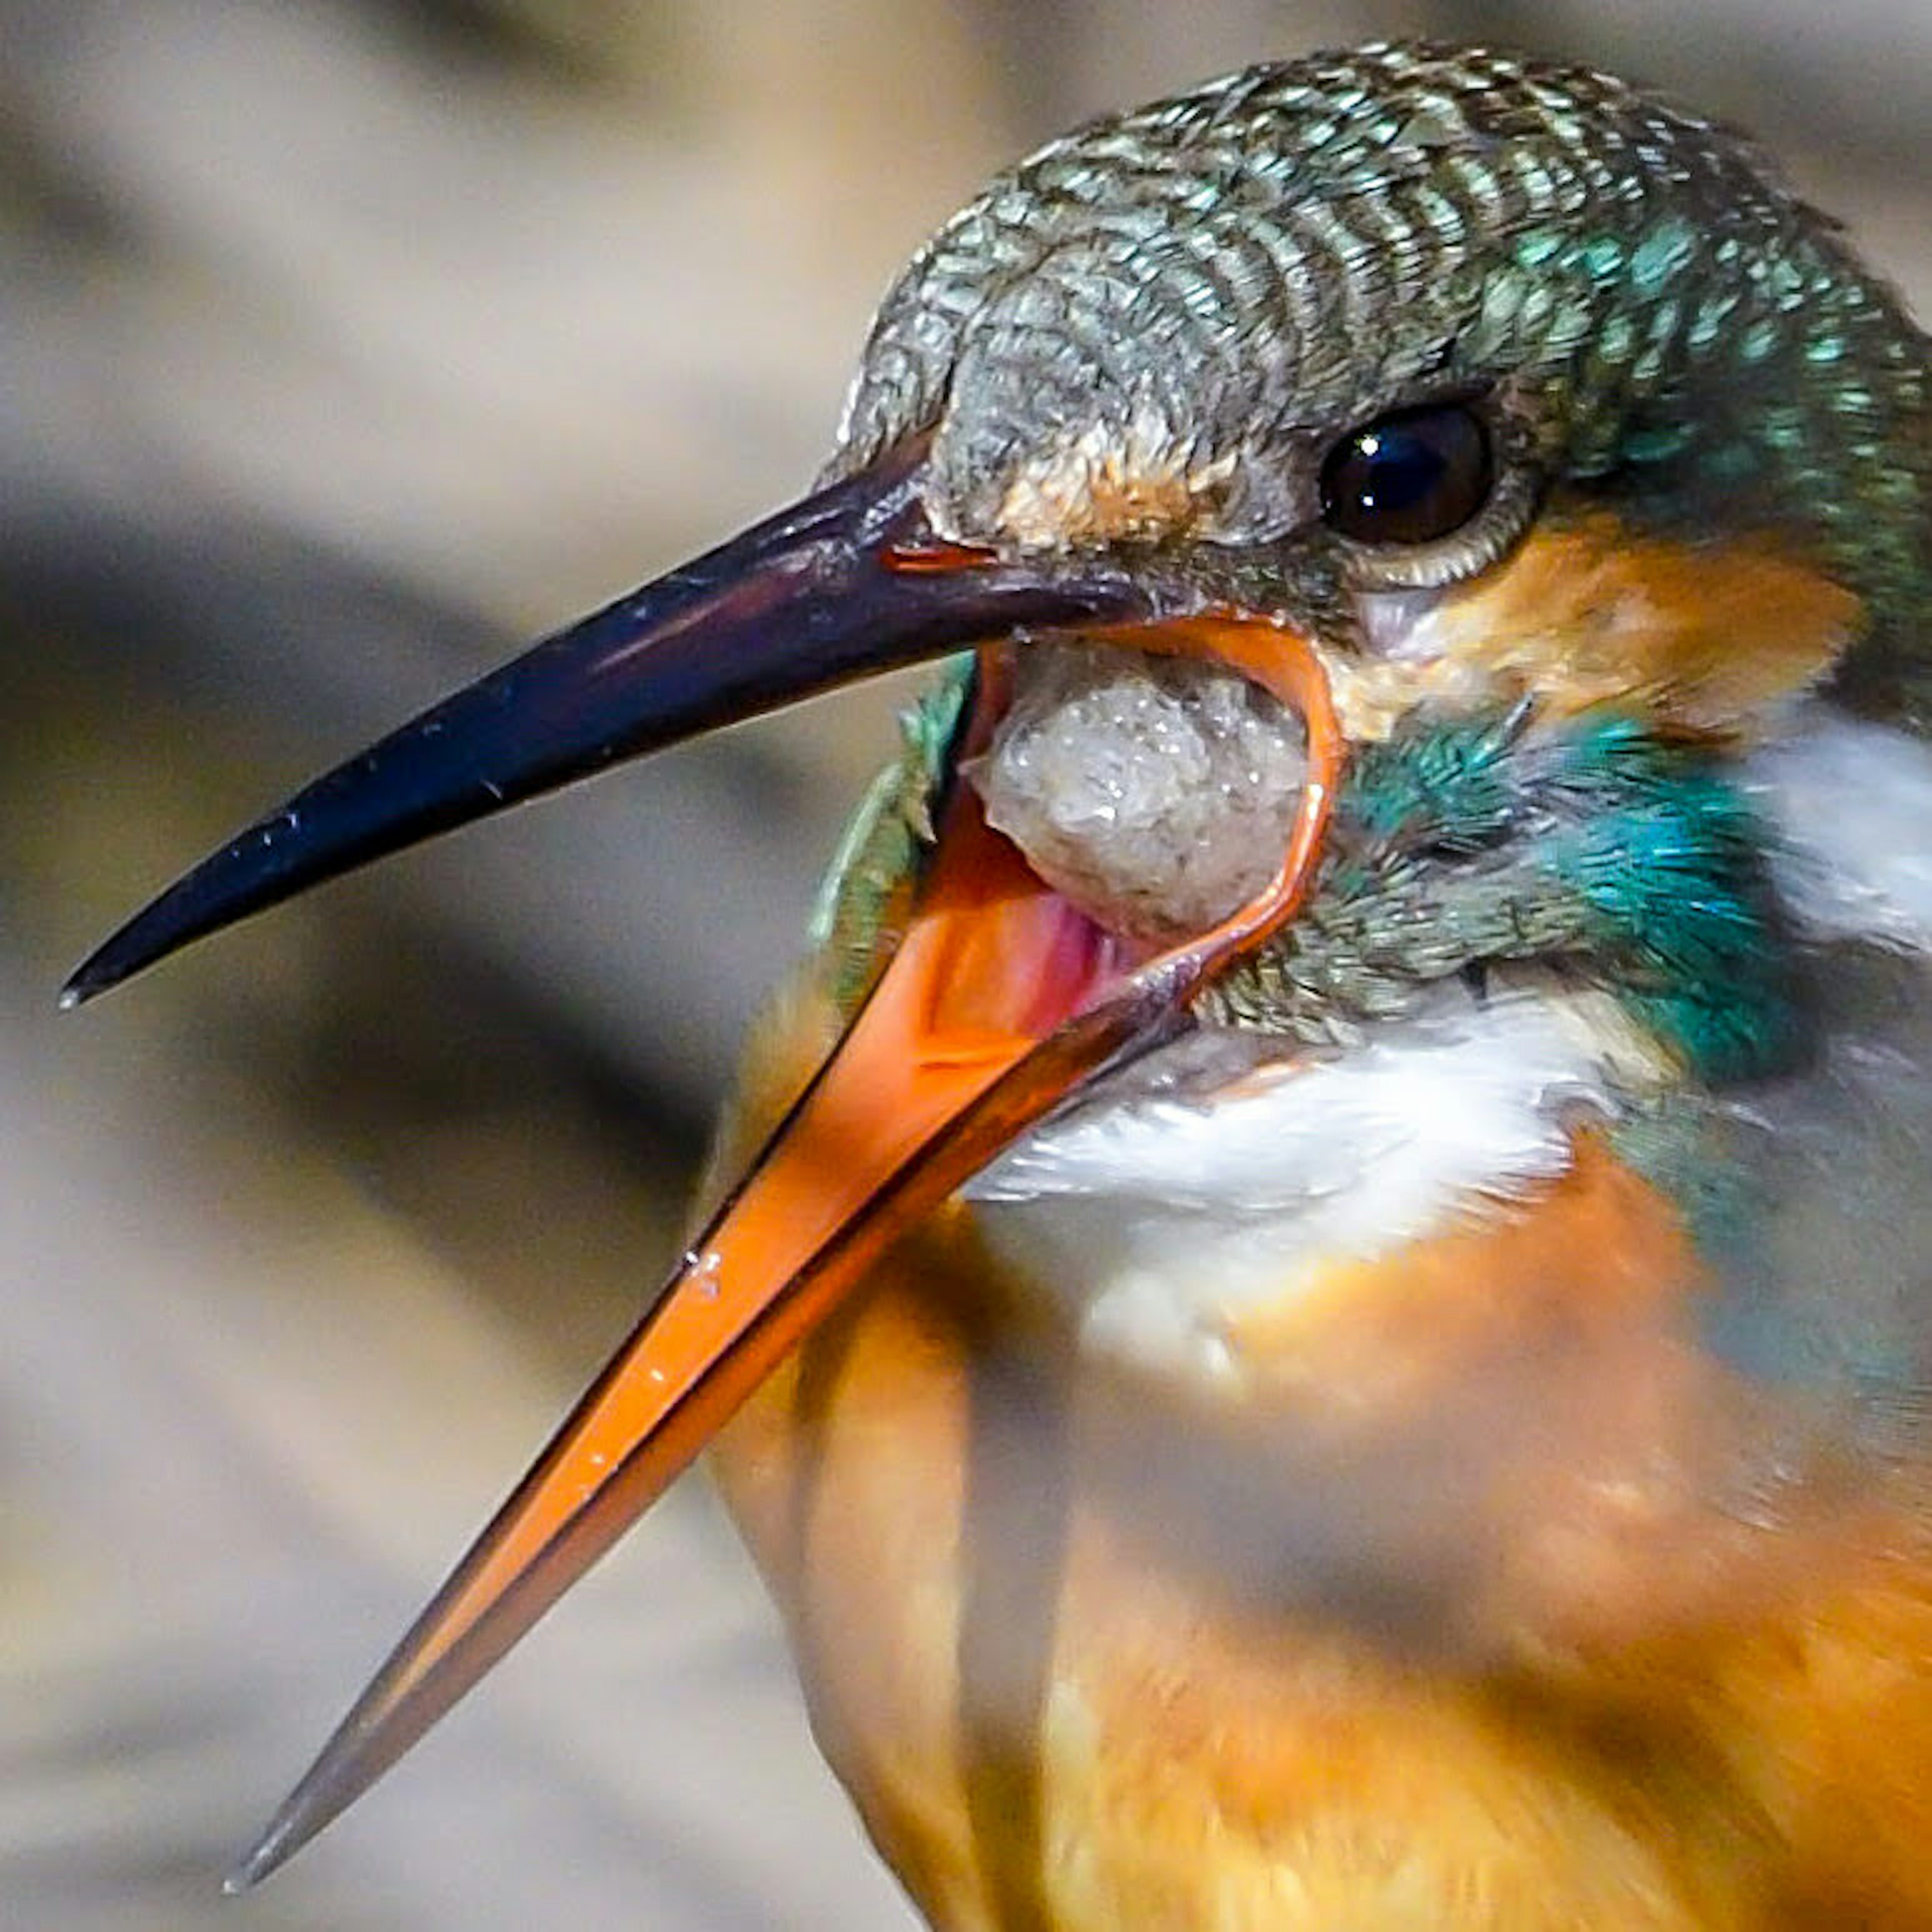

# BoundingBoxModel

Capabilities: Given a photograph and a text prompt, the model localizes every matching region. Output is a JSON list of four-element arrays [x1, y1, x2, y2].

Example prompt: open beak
[[64, 444, 1341, 1886]]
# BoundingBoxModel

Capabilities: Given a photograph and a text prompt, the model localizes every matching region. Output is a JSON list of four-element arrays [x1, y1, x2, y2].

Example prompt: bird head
[[65, 41, 1930, 1885]]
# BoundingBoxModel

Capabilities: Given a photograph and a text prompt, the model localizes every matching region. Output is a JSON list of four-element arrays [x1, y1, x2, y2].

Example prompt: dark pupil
[[1320, 405, 1493, 545]]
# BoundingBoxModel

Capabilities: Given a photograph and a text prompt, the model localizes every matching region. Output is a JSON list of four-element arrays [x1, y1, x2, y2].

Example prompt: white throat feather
[[966, 987, 1643, 1384]]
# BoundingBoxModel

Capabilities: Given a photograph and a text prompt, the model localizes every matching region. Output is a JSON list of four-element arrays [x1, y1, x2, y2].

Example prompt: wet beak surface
[[63, 449, 1342, 1886]]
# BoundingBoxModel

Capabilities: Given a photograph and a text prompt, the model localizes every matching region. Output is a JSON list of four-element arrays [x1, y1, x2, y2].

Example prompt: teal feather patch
[[1535, 720, 1806, 1081], [1206, 710, 1807, 1086]]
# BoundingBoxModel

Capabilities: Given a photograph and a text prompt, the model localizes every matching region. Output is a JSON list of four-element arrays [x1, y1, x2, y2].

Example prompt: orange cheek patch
[[1348, 510, 1865, 738]]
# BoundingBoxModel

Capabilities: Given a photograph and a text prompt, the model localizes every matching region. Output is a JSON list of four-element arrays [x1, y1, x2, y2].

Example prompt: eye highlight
[[1319, 404, 1494, 546]]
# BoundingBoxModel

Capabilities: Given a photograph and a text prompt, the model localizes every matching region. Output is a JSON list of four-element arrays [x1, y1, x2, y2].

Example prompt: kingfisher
[[66, 41, 1932, 1930]]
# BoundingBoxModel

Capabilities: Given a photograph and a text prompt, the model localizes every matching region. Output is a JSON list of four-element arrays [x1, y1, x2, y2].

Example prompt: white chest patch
[[964, 991, 1628, 1383]]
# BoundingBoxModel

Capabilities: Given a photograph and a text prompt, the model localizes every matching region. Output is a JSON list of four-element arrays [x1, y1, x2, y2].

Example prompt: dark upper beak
[[62, 443, 1140, 1007]]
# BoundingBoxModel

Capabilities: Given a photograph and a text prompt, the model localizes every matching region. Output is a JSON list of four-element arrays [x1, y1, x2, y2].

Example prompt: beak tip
[[57, 972, 99, 1012], [222, 1805, 309, 1895], [220, 1846, 272, 1896], [61, 915, 164, 1010]]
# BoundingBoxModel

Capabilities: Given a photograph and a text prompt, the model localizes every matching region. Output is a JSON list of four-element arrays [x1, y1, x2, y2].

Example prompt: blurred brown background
[[3, 3, 1926, 1926]]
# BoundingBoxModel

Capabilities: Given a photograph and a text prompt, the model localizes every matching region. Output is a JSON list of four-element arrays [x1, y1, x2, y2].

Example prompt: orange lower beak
[[62, 446, 1337, 1884], [225, 617, 1339, 1887]]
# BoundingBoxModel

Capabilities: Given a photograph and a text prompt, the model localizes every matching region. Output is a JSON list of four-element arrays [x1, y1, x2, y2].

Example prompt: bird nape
[[66, 39, 1932, 1932]]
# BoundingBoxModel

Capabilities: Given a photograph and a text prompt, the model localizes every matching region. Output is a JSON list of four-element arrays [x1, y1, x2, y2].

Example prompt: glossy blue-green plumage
[[1210, 711, 1804, 1085]]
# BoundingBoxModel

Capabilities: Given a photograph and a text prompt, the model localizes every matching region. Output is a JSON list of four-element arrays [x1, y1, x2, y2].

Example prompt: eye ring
[[1319, 403, 1495, 547]]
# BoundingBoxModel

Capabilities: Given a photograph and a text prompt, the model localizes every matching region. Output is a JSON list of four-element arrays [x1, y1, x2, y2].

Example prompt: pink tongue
[[1024, 898, 1153, 1037], [889, 800, 1157, 1054]]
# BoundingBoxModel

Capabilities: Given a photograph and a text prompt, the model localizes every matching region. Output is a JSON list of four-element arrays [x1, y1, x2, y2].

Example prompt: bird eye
[[1319, 404, 1494, 546]]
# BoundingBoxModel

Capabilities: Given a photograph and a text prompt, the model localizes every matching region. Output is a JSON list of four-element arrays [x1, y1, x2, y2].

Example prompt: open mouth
[[63, 448, 1341, 1884], [882, 635, 1318, 1100]]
